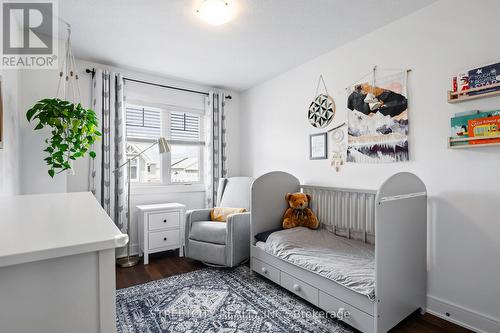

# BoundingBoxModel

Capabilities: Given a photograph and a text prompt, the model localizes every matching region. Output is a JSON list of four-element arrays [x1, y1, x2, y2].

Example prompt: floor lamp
[[115, 137, 170, 268]]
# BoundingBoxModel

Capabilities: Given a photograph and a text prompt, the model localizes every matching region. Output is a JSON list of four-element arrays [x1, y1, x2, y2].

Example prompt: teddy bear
[[282, 192, 319, 229]]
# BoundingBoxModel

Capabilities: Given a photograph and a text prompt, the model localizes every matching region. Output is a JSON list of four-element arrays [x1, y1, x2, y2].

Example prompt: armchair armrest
[[226, 212, 250, 228], [226, 212, 251, 267], [185, 208, 212, 257]]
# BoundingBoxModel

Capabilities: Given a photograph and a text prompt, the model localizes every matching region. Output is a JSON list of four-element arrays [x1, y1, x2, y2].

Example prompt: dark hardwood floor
[[116, 251, 473, 333]]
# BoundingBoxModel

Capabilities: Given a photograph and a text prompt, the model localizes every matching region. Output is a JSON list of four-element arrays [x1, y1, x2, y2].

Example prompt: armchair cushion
[[189, 221, 227, 245]]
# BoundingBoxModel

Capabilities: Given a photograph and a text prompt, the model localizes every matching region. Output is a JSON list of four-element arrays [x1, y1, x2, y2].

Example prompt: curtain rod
[[84, 68, 219, 98]]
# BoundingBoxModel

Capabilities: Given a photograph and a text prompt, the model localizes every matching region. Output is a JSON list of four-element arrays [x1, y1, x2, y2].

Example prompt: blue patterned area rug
[[116, 266, 355, 333]]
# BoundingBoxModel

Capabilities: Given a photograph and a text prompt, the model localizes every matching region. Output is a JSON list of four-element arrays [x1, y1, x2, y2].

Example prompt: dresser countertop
[[0, 192, 128, 267]]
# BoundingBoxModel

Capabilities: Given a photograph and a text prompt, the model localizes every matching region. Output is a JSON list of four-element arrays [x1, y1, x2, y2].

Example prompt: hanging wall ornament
[[328, 122, 347, 172], [308, 75, 336, 128]]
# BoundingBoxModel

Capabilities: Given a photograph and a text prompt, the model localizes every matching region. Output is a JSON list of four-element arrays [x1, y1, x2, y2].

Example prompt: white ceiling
[[60, 0, 437, 91]]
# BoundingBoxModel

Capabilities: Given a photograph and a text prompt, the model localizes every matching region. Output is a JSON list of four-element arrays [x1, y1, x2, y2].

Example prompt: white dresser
[[0, 192, 128, 333], [137, 203, 186, 264]]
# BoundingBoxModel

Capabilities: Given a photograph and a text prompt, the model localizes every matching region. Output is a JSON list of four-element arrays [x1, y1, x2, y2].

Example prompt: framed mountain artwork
[[347, 70, 409, 163]]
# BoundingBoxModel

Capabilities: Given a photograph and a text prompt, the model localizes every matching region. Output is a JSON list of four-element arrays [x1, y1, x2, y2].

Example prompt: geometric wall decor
[[308, 93, 335, 128]]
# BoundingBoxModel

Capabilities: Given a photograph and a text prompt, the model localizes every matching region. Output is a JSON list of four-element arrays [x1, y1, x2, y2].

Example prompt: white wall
[[18, 67, 68, 194], [18, 58, 241, 256], [0, 70, 21, 195], [240, 0, 500, 331]]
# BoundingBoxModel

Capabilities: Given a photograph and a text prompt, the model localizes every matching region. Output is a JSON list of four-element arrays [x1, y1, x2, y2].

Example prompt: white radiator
[[301, 185, 376, 244]]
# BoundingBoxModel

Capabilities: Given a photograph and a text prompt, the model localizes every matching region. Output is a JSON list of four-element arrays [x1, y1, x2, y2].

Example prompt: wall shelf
[[448, 134, 500, 149], [448, 82, 500, 103]]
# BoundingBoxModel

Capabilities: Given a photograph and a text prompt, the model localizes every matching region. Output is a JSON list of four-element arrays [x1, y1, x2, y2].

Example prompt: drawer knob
[[293, 284, 301, 292], [163, 237, 167, 241], [261, 267, 268, 274], [163, 219, 167, 223], [337, 307, 350, 320]]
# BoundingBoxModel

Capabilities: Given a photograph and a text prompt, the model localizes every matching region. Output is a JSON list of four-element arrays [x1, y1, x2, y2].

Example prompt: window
[[125, 104, 204, 185], [170, 145, 201, 183], [169, 111, 202, 183], [126, 106, 161, 139], [170, 111, 200, 141]]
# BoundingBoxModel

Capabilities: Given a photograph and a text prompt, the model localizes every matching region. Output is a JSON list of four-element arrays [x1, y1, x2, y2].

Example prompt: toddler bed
[[256, 227, 375, 300], [250, 171, 427, 333]]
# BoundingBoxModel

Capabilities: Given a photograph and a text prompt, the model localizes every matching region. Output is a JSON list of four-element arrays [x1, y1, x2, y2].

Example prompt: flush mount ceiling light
[[196, 0, 235, 26]]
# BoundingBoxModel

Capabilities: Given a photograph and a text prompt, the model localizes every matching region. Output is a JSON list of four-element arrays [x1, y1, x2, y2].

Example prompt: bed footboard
[[250, 171, 300, 272], [250, 171, 300, 242], [374, 172, 427, 333]]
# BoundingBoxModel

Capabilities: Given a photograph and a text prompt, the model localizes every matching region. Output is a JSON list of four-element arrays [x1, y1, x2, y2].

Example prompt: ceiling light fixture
[[196, 0, 235, 26]]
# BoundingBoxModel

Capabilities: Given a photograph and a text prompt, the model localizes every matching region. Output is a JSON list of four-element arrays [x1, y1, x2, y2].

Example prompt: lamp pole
[[114, 137, 170, 268]]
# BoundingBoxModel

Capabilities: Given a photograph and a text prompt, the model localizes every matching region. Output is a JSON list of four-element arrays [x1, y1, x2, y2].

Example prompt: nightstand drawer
[[149, 230, 180, 250], [149, 211, 180, 231]]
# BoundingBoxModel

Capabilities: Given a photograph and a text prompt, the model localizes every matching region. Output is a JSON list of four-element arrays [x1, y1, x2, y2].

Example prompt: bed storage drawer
[[281, 272, 319, 306], [318, 290, 374, 333], [253, 258, 280, 284]]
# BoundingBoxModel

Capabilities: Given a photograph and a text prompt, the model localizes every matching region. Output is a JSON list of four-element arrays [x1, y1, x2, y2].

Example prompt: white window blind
[[170, 111, 200, 141], [126, 107, 161, 139]]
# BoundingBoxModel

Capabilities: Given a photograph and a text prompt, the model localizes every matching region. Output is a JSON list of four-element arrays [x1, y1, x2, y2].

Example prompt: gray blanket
[[264, 227, 375, 301]]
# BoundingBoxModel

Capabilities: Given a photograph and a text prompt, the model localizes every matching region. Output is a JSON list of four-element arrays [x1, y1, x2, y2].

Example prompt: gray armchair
[[185, 177, 252, 267]]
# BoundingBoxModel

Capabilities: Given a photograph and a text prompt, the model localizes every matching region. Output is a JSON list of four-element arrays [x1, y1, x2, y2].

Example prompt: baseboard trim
[[427, 295, 500, 333]]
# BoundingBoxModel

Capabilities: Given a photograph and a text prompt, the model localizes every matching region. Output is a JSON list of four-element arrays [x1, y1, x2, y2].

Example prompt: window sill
[[131, 183, 206, 195]]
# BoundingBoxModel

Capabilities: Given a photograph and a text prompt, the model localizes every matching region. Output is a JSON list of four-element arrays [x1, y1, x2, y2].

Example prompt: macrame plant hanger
[[56, 24, 83, 175], [56, 24, 82, 104]]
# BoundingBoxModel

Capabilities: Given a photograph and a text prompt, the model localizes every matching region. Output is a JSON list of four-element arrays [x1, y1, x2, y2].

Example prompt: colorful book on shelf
[[450, 110, 497, 138], [457, 73, 469, 92], [450, 110, 500, 148], [468, 62, 500, 96], [468, 116, 500, 145]]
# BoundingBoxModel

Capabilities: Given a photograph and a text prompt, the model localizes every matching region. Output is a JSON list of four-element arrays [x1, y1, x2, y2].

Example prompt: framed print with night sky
[[310, 132, 327, 160]]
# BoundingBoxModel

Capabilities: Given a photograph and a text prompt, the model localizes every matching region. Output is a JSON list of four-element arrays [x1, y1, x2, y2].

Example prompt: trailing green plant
[[26, 98, 101, 178]]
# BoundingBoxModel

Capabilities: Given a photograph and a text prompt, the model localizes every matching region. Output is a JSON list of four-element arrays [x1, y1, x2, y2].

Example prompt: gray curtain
[[89, 69, 128, 231], [204, 92, 228, 207]]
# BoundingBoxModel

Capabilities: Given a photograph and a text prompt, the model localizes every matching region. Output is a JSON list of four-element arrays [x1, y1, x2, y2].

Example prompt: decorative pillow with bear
[[210, 207, 247, 222], [282, 192, 319, 229]]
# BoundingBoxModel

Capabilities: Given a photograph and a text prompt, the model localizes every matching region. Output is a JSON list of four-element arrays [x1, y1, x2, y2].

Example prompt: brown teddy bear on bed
[[283, 193, 319, 229]]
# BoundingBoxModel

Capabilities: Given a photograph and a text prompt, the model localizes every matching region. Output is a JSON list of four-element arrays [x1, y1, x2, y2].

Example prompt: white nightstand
[[136, 202, 186, 265]]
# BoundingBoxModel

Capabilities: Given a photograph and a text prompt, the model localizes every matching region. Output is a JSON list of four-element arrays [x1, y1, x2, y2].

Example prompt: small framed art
[[309, 132, 327, 160]]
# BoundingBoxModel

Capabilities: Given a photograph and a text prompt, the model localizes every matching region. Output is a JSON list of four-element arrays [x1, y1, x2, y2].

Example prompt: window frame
[[125, 101, 205, 188]]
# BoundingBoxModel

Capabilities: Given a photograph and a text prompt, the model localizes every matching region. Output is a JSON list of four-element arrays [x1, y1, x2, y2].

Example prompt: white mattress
[[263, 227, 375, 301]]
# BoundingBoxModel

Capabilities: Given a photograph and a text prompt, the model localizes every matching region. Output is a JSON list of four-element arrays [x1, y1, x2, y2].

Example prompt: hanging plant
[[26, 24, 101, 178], [26, 99, 101, 177]]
